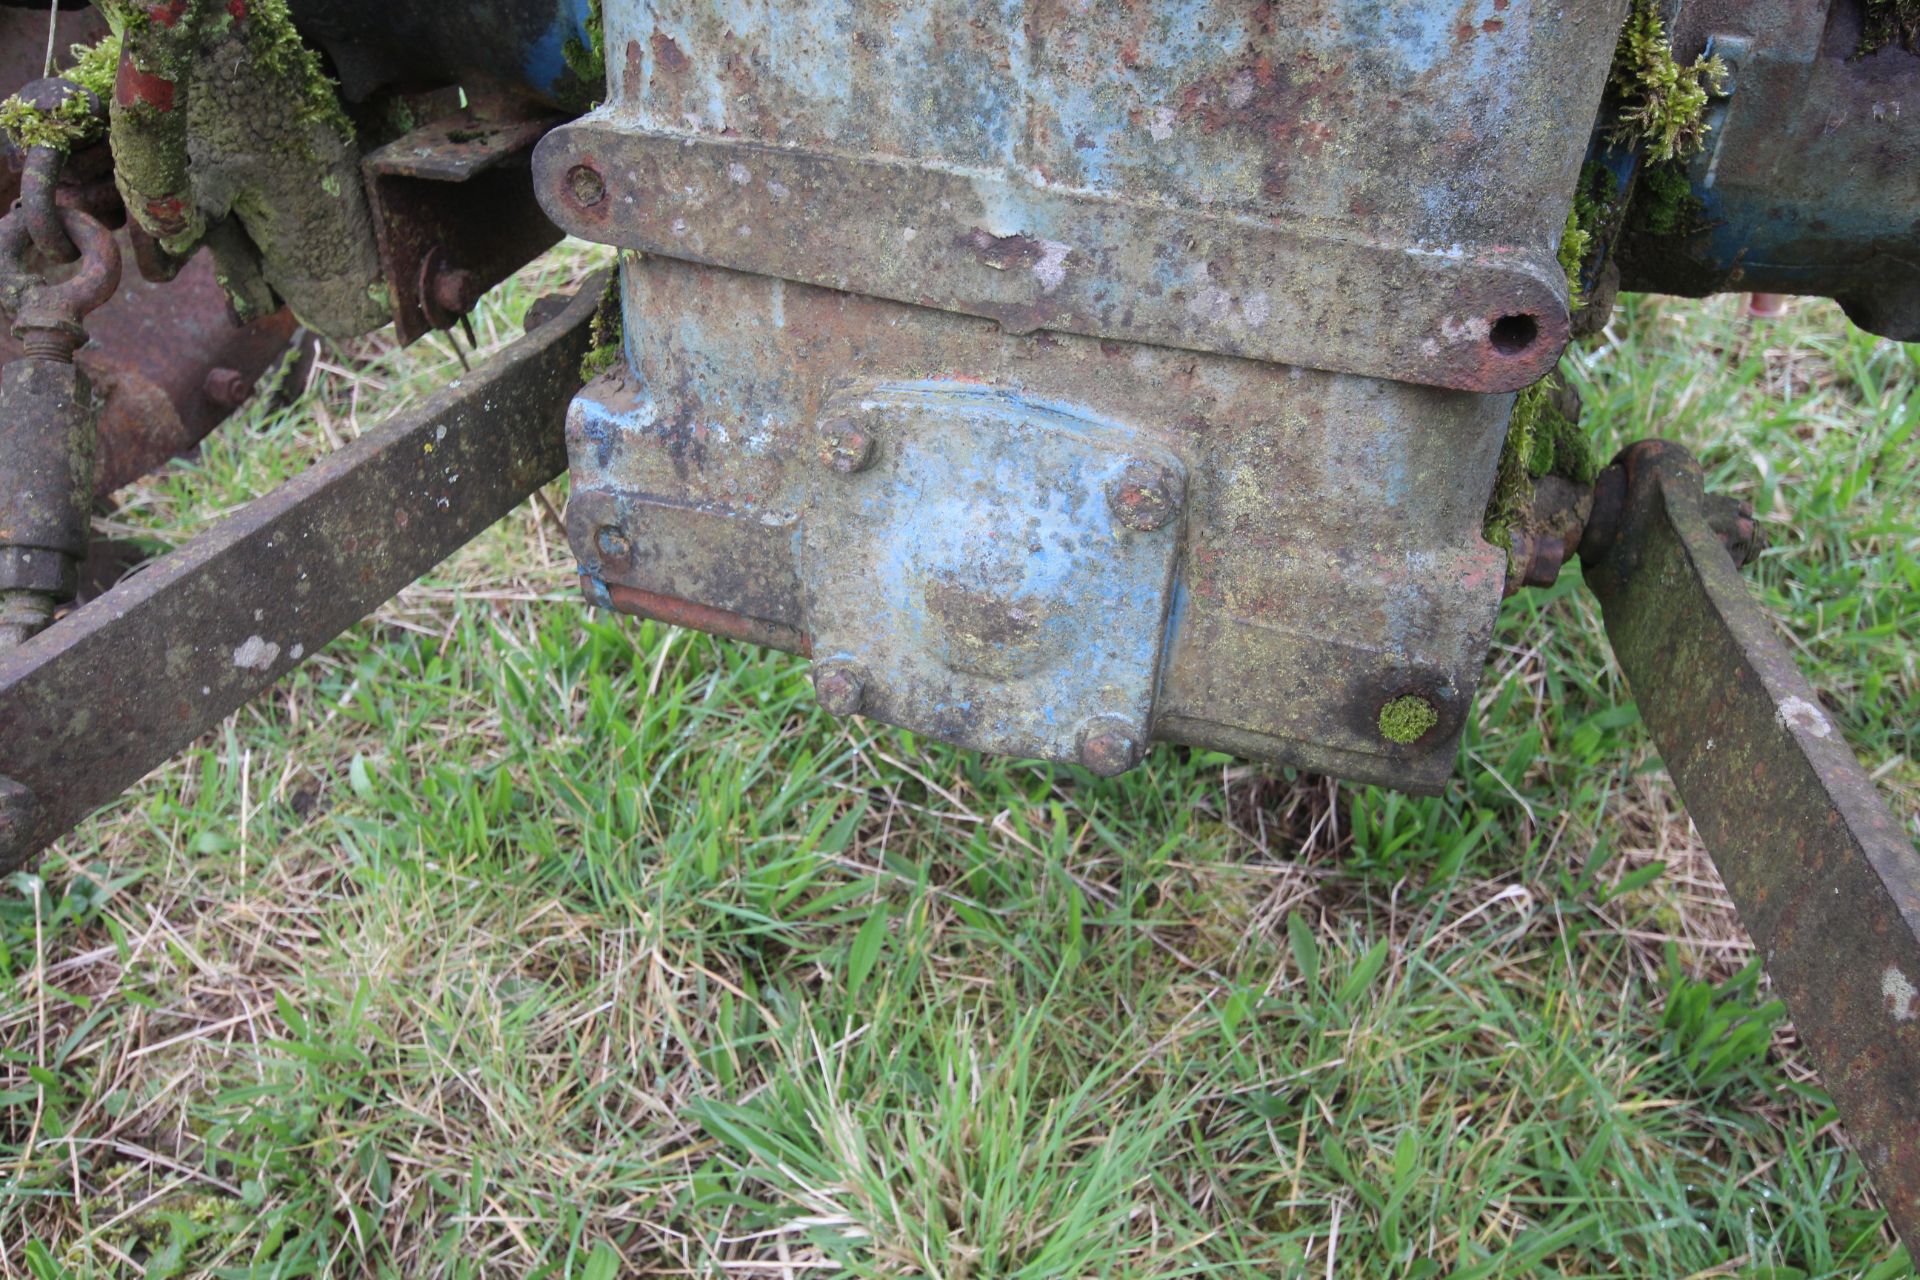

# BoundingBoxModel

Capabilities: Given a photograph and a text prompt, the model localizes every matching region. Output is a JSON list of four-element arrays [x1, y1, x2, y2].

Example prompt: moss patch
[[1860, 0, 1920, 54], [563, 0, 606, 85], [580, 272, 626, 382], [1610, 0, 1727, 162], [0, 37, 119, 152], [1483, 376, 1598, 552], [1559, 162, 1620, 306], [1630, 162, 1705, 238], [1379, 695, 1439, 745]]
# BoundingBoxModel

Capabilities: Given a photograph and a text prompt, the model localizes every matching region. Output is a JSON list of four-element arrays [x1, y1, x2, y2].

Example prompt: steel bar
[[1582, 441, 1920, 1255], [0, 271, 606, 872]]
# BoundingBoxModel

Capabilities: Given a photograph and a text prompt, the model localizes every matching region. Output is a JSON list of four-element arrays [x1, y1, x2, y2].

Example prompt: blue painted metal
[[798, 384, 1184, 767], [1615, 0, 1920, 339], [547, 0, 1918, 786]]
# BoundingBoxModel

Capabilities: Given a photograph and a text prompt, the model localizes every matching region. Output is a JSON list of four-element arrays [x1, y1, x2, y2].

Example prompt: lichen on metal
[[101, 0, 387, 336]]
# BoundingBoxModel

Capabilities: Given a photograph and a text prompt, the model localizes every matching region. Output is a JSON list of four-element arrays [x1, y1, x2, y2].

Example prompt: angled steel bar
[[0, 272, 606, 872], [1582, 441, 1920, 1255]]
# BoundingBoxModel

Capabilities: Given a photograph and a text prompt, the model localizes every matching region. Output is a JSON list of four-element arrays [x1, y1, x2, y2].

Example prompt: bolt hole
[[1489, 313, 1539, 356], [567, 164, 607, 207]]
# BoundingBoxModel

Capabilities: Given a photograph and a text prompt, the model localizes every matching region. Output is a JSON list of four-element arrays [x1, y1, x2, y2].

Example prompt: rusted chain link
[[6, 78, 106, 264]]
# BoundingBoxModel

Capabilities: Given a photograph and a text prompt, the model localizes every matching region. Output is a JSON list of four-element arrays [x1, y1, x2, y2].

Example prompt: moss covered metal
[[1483, 376, 1598, 554], [0, 38, 118, 152], [105, 0, 387, 338], [578, 267, 624, 382], [1609, 0, 1727, 162]]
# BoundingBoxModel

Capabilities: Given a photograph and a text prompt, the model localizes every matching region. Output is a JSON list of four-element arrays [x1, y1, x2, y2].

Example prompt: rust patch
[[650, 32, 690, 74]]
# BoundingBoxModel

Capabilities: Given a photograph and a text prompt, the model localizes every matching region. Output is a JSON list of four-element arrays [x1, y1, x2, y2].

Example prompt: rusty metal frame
[[1581, 441, 1920, 1253], [0, 272, 604, 870]]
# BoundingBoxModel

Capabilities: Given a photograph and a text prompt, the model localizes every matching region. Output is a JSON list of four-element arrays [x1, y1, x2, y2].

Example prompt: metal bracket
[[1582, 440, 1920, 1256]]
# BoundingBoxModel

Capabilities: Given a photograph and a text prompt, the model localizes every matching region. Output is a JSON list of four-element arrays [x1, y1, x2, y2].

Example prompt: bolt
[[429, 264, 482, 318], [819, 418, 878, 474], [203, 366, 255, 409], [595, 525, 632, 564], [1107, 460, 1182, 532], [1077, 717, 1144, 777], [568, 163, 607, 207], [0, 775, 40, 871], [811, 662, 867, 716], [1503, 529, 1566, 598]]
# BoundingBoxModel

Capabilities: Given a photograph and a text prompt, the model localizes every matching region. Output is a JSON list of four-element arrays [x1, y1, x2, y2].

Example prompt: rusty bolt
[[1077, 716, 1144, 777], [203, 367, 255, 410], [595, 525, 632, 565], [819, 420, 878, 474], [429, 265, 482, 318], [811, 662, 868, 716], [0, 775, 39, 870], [1503, 529, 1567, 597], [1107, 460, 1182, 532], [568, 164, 607, 207]]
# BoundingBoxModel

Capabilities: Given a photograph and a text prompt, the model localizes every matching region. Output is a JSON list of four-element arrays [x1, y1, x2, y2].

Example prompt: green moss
[[1526, 400, 1600, 486], [242, 0, 354, 142], [1483, 377, 1598, 551], [1610, 0, 1727, 162], [1860, 0, 1920, 54], [0, 37, 120, 152], [559, 0, 607, 109], [1379, 695, 1439, 745], [580, 273, 626, 382], [1557, 206, 1591, 309], [1559, 162, 1619, 305], [1632, 162, 1704, 238], [563, 0, 605, 83]]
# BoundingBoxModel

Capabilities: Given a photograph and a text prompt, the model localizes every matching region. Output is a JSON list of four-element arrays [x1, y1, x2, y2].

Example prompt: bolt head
[[202, 367, 254, 409], [595, 525, 632, 564], [430, 266, 482, 317], [819, 420, 878, 474], [1077, 717, 1144, 777], [812, 662, 867, 716], [1107, 461, 1182, 532], [567, 164, 607, 207]]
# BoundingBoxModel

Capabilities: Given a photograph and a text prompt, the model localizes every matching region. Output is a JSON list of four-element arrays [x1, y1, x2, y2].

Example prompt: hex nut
[[203, 367, 254, 409], [430, 265, 482, 317], [1078, 716, 1144, 777], [1107, 460, 1182, 532], [812, 662, 868, 716]]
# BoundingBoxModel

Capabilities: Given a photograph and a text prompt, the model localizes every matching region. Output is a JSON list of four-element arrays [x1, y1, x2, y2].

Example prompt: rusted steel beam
[[0, 271, 605, 872], [1581, 441, 1920, 1255]]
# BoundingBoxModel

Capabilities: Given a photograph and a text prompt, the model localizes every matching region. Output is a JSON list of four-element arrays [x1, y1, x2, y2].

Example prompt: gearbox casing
[[538, 0, 1627, 789]]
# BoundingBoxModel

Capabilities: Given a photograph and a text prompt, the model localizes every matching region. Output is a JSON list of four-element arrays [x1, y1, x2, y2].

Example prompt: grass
[[0, 244, 1915, 1277]]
